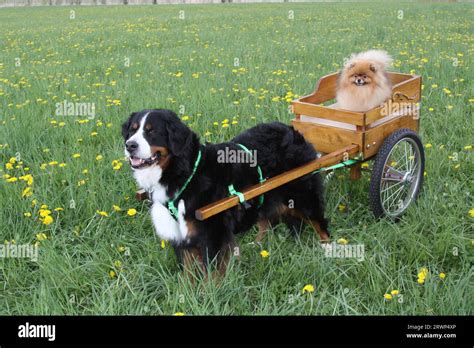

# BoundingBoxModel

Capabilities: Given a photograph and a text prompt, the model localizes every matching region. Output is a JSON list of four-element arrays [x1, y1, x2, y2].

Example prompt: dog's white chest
[[133, 166, 189, 243], [133, 166, 163, 195], [150, 199, 188, 243]]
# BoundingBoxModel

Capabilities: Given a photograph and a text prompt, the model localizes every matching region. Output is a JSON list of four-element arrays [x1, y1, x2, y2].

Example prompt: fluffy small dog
[[122, 109, 329, 274], [336, 50, 393, 112]]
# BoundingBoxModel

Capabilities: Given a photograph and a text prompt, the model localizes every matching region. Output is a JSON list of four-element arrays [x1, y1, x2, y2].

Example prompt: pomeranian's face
[[342, 61, 378, 87]]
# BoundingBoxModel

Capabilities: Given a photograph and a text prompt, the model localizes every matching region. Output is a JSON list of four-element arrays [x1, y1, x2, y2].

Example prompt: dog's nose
[[126, 141, 138, 153]]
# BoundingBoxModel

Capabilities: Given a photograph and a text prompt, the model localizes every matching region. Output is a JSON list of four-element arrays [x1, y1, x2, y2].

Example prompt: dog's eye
[[363, 75, 367, 79]]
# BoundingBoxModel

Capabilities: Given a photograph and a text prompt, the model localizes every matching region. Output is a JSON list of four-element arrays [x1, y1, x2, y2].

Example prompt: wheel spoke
[[382, 183, 405, 209], [384, 165, 405, 179]]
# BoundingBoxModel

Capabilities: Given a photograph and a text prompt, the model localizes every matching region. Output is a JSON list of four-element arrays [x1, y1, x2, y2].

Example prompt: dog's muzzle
[[129, 152, 161, 169]]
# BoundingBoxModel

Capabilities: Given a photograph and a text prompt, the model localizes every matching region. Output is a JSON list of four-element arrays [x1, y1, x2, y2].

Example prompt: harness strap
[[227, 143, 266, 208], [167, 148, 202, 219]]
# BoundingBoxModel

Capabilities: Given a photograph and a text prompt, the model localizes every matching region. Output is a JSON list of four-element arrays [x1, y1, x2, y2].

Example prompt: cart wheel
[[369, 128, 425, 219]]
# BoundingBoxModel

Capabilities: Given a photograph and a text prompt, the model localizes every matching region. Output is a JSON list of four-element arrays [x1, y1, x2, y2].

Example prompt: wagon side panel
[[292, 119, 363, 155]]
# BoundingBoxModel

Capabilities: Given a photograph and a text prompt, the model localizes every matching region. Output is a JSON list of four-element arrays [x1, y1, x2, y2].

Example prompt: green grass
[[0, 3, 473, 315]]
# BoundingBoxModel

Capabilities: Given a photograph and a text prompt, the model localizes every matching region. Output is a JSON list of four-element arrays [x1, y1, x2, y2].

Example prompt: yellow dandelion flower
[[96, 210, 108, 217], [114, 260, 122, 268], [384, 294, 393, 300], [173, 312, 185, 316], [127, 208, 137, 217], [42, 215, 54, 225], [22, 187, 32, 198], [96, 155, 103, 161], [337, 238, 349, 245], [161, 240, 166, 249], [464, 145, 472, 150], [439, 273, 446, 280], [425, 144, 432, 149], [72, 153, 81, 159], [36, 233, 48, 241], [39, 209, 51, 217], [109, 270, 116, 279], [260, 250, 270, 258], [23, 212, 32, 218], [113, 205, 122, 212], [469, 209, 474, 218], [302, 284, 315, 294], [391, 290, 400, 296]]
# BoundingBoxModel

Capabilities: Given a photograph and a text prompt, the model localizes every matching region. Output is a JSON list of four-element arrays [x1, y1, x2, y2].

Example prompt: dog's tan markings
[[307, 219, 330, 242], [150, 146, 171, 170], [145, 123, 153, 131], [185, 219, 198, 238], [131, 122, 139, 130], [182, 247, 205, 280], [256, 219, 271, 242], [217, 236, 237, 277], [269, 203, 330, 242]]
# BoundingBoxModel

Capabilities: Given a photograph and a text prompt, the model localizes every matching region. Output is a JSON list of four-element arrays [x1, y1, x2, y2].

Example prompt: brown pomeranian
[[336, 50, 393, 112]]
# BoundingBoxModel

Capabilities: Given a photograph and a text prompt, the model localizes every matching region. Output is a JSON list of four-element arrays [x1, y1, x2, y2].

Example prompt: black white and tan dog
[[122, 109, 329, 273]]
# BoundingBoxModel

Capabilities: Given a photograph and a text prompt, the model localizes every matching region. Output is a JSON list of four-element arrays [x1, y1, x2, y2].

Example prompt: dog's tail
[[346, 49, 393, 69]]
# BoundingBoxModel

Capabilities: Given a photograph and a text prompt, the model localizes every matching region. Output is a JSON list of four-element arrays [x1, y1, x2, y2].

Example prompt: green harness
[[167, 149, 202, 219], [227, 143, 266, 208], [166, 143, 265, 219]]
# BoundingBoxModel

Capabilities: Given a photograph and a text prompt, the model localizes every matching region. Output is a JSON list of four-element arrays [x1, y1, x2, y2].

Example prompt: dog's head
[[122, 109, 196, 170], [342, 60, 378, 87]]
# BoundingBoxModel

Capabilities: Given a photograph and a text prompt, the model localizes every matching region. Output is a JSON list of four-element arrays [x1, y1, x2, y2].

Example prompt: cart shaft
[[195, 144, 360, 221]]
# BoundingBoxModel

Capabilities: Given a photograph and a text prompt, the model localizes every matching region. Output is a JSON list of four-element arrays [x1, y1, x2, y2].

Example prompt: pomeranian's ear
[[370, 64, 377, 72]]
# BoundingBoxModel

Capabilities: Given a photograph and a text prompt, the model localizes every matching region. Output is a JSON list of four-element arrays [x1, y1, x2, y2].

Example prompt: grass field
[[0, 2, 472, 315]]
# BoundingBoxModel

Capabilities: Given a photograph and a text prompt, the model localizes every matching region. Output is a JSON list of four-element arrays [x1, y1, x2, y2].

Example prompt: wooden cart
[[193, 72, 424, 220]]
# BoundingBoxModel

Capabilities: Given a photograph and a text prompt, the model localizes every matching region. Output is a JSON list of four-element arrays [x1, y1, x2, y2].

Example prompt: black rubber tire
[[369, 128, 425, 219]]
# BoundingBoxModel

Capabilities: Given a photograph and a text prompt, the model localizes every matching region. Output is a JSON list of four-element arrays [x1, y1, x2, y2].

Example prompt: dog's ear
[[121, 112, 136, 139], [165, 112, 195, 157], [370, 64, 377, 72]]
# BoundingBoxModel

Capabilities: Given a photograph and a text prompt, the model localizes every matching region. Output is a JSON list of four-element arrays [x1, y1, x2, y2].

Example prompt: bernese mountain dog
[[122, 109, 329, 274]]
